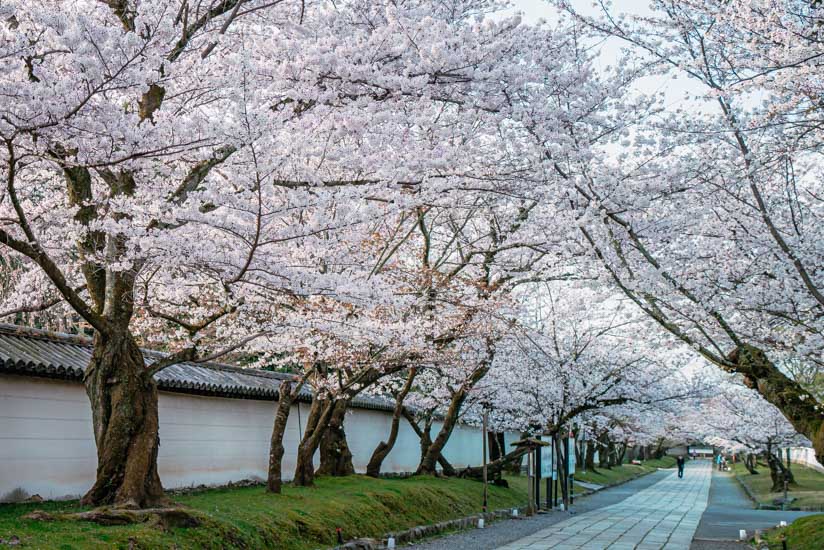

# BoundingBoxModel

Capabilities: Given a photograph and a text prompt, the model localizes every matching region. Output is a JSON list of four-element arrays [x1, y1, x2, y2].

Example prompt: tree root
[[23, 506, 201, 529]]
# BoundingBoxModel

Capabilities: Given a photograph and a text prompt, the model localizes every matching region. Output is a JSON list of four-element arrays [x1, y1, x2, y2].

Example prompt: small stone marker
[[477, 518, 485, 529], [511, 508, 519, 517], [779, 520, 787, 527], [739, 529, 747, 540], [387, 535, 396, 549]]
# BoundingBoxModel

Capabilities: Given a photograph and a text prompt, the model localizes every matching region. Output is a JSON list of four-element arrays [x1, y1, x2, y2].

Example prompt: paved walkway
[[496, 462, 712, 550], [693, 467, 815, 543]]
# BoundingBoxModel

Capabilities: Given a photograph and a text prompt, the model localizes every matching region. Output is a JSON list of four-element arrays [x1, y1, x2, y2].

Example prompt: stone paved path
[[496, 462, 712, 550]]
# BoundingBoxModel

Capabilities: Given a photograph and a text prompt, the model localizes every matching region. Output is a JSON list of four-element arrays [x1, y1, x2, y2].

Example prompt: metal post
[[535, 438, 541, 510], [563, 435, 570, 510], [786, 448, 791, 476], [482, 411, 488, 513]]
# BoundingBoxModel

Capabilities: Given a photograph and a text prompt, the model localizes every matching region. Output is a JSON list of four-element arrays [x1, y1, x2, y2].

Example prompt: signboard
[[540, 440, 554, 478], [567, 437, 576, 474]]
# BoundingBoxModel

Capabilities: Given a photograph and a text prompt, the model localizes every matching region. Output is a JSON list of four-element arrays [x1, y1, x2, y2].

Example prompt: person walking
[[676, 455, 685, 478]]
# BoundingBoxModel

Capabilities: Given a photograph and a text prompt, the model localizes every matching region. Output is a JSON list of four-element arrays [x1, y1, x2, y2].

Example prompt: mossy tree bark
[[293, 396, 337, 486], [730, 345, 824, 465], [417, 362, 491, 475], [81, 330, 165, 508], [366, 368, 417, 478], [267, 378, 306, 494], [317, 398, 355, 477]]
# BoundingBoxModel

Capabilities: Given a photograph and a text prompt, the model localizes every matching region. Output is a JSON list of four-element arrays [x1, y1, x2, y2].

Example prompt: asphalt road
[[691, 468, 815, 546]]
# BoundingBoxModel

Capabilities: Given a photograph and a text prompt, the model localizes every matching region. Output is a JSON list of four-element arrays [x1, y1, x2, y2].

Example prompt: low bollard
[[387, 536, 396, 549], [477, 518, 485, 529], [779, 520, 787, 527], [511, 508, 519, 517], [739, 529, 747, 540]]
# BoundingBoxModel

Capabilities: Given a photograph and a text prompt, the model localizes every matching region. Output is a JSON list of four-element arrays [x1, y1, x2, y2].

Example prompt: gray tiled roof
[[0, 324, 393, 411]]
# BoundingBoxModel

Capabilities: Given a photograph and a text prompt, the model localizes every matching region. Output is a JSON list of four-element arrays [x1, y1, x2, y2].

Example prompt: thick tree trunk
[[766, 445, 783, 492], [745, 453, 759, 474], [366, 369, 416, 478], [417, 387, 467, 475], [456, 445, 532, 481], [576, 438, 585, 469], [293, 397, 334, 487], [402, 409, 457, 476], [81, 331, 165, 508], [654, 438, 666, 459], [585, 441, 597, 472], [617, 441, 628, 465], [317, 399, 355, 477], [267, 381, 295, 493], [729, 345, 824, 464]]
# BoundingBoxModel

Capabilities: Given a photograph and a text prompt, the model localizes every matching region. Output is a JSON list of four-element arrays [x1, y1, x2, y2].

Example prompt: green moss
[[0, 475, 527, 550], [763, 514, 824, 549]]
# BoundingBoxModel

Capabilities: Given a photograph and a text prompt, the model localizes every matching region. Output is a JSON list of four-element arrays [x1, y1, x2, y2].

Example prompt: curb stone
[[334, 464, 672, 549], [332, 507, 529, 550], [732, 473, 824, 512]]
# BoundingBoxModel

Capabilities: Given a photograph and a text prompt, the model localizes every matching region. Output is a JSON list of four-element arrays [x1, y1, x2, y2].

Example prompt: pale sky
[[508, 0, 710, 113]]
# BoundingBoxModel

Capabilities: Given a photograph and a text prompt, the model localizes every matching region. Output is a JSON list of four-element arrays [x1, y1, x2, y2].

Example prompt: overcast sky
[[506, 0, 709, 112]]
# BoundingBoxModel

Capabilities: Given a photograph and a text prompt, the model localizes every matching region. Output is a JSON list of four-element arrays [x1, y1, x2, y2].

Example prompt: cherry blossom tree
[[0, 0, 596, 507], [548, 0, 824, 462]]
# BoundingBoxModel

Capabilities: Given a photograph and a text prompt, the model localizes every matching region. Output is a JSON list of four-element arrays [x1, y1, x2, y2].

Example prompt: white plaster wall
[[781, 447, 824, 473], [0, 375, 96, 501], [0, 374, 493, 502]]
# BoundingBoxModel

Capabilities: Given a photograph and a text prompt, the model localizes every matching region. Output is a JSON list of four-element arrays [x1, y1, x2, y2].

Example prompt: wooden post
[[527, 450, 535, 516]]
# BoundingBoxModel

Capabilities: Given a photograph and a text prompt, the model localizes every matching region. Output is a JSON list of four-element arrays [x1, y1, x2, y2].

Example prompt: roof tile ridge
[[0, 323, 92, 346]]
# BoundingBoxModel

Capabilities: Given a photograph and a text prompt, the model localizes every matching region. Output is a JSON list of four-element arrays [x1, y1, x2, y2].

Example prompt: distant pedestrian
[[716, 454, 723, 471], [676, 455, 685, 478]]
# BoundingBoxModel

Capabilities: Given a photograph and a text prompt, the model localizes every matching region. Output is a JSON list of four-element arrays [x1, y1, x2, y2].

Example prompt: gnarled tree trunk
[[456, 444, 533, 481], [267, 381, 296, 493], [82, 330, 165, 508], [729, 345, 824, 465], [317, 398, 355, 477], [403, 409, 456, 476], [366, 369, 417, 477], [293, 396, 334, 487], [416, 387, 467, 475]]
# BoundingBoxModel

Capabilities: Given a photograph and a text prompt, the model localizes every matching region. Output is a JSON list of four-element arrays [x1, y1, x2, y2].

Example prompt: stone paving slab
[[496, 462, 712, 550]]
